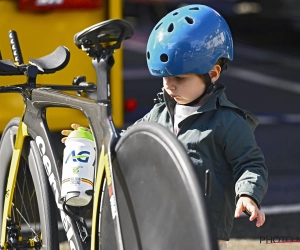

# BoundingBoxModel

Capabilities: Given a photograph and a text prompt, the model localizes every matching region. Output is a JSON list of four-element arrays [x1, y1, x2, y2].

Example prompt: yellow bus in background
[[0, 0, 124, 132]]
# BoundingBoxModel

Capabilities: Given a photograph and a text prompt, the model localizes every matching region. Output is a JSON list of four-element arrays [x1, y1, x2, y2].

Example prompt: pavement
[[59, 239, 300, 250]]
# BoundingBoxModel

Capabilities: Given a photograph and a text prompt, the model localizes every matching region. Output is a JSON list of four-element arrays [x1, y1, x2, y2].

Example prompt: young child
[[63, 4, 268, 249]]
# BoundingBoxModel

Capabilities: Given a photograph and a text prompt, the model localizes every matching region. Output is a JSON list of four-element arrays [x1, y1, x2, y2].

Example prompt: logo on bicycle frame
[[64, 150, 91, 164]]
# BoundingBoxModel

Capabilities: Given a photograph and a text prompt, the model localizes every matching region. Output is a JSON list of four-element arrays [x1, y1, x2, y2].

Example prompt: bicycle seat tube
[[92, 54, 114, 104]]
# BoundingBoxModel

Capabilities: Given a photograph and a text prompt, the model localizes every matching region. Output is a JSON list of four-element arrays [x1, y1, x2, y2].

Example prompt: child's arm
[[234, 194, 265, 227], [222, 114, 268, 225]]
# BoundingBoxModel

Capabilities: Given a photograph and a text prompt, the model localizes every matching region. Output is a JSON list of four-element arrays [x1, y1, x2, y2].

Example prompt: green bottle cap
[[67, 127, 94, 141]]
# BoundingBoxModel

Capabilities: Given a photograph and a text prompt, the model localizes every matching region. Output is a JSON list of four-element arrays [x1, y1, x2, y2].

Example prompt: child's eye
[[175, 76, 184, 81]]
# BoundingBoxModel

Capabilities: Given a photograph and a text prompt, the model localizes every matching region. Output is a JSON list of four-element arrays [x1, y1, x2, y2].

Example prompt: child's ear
[[209, 64, 221, 83]]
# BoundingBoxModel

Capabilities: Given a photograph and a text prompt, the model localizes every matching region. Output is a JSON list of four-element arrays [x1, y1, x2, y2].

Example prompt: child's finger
[[71, 123, 81, 130], [61, 137, 67, 143], [61, 130, 72, 136], [234, 200, 243, 218], [248, 208, 257, 221], [256, 210, 265, 227], [71, 124, 91, 133]]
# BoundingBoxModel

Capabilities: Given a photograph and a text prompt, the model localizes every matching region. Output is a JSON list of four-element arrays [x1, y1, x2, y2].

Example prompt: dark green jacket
[[132, 83, 268, 240]]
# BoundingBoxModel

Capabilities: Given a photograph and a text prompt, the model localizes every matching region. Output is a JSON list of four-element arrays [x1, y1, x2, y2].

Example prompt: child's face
[[163, 74, 206, 105]]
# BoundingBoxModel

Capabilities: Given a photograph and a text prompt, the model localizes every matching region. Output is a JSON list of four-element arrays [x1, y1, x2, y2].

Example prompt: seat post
[[92, 54, 114, 105]]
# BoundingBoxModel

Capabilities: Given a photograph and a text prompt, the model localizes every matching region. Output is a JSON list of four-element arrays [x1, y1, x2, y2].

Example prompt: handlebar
[[8, 30, 24, 65]]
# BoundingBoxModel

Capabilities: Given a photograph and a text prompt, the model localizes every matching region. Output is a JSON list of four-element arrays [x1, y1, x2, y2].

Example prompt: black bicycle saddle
[[74, 19, 134, 50]]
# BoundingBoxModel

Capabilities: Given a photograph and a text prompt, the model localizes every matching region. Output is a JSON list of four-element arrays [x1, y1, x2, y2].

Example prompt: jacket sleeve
[[223, 115, 268, 206]]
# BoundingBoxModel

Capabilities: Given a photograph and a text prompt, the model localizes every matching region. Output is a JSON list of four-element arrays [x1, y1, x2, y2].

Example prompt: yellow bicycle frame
[[90, 145, 108, 250], [0, 119, 28, 249]]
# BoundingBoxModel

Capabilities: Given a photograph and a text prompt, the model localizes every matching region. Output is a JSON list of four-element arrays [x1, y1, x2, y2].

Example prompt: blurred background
[[1, 0, 300, 248]]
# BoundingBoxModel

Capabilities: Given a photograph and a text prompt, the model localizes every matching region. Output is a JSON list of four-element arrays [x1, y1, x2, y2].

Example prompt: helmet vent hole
[[189, 7, 200, 11], [155, 22, 163, 30], [185, 17, 194, 24], [147, 51, 150, 60], [173, 12, 178, 16], [160, 54, 169, 62], [168, 23, 174, 32]]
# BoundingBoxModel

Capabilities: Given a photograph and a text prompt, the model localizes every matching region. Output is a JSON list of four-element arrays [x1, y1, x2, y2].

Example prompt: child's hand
[[234, 195, 265, 227], [61, 123, 91, 143]]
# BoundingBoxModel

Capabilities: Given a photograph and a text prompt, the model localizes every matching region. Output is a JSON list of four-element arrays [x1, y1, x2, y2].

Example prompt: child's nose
[[164, 78, 175, 90]]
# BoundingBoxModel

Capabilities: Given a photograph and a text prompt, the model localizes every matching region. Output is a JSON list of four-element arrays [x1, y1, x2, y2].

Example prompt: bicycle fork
[[0, 121, 42, 249]]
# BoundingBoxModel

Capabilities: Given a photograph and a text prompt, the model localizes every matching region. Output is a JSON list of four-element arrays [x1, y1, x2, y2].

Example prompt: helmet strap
[[180, 73, 214, 106]]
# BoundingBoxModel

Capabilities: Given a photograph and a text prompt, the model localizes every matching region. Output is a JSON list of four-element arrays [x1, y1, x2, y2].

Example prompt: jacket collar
[[162, 82, 259, 130]]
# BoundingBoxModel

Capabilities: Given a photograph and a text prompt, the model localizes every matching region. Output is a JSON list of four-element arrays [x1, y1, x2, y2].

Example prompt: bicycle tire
[[0, 117, 59, 249], [98, 121, 218, 250]]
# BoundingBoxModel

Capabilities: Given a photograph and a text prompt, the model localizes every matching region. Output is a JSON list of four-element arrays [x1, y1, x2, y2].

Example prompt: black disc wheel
[[98, 122, 217, 250]]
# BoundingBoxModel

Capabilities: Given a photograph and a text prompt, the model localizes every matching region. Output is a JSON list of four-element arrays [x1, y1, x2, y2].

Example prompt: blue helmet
[[146, 4, 233, 77]]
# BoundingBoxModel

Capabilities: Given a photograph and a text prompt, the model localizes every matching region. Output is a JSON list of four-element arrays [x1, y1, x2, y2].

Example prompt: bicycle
[[0, 19, 218, 250]]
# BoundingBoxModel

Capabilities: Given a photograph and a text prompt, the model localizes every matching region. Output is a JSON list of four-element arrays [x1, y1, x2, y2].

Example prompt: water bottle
[[61, 127, 95, 206]]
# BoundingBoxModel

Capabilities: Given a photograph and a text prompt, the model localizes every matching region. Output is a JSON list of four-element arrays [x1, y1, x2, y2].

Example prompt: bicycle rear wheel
[[0, 118, 59, 249], [98, 122, 217, 250]]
